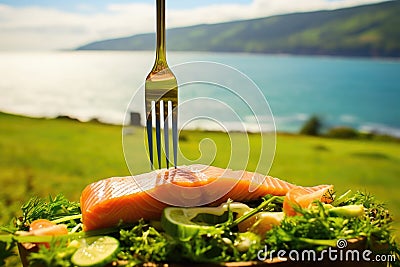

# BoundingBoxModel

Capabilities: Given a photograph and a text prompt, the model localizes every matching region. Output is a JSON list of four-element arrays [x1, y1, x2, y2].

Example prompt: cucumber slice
[[328, 204, 364, 218], [71, 236, 119, 267]]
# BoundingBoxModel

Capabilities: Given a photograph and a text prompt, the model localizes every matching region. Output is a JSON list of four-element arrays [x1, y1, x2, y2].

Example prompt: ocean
[[0, 51, 399, 136]]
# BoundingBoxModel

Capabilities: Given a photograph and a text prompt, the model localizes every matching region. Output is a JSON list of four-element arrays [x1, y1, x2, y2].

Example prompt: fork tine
[[155, 101, 162, 169], [163, 101, 170, 169], [172, 101, 178, 168], [145, 106, 154, 169]]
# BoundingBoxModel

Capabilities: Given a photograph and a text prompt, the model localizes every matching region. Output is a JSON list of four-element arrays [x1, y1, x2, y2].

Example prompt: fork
[[145, 0, 178, 169]]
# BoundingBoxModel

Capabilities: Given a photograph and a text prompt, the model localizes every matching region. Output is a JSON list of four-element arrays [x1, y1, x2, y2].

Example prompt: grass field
[[1, 111, 399, 251]]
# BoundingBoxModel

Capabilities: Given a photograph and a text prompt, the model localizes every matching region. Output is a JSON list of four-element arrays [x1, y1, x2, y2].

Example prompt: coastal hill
[[77, 1, 400, 57]]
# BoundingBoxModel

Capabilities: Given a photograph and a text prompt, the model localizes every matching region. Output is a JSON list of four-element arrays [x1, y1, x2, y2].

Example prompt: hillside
[[77, 1, 400, 57]]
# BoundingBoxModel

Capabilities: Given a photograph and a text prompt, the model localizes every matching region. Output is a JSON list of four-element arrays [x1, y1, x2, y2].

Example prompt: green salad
[[0, 192, 399, 267]]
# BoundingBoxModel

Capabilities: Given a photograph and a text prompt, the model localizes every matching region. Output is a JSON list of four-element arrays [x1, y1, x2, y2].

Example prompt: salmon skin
[[81, 165, 331, 231]]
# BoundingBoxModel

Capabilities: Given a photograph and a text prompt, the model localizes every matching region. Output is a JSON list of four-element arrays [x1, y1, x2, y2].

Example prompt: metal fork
[[145, 0, 178, 169]]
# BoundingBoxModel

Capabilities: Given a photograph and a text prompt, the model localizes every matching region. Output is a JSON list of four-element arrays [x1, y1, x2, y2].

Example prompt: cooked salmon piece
[[81, 165, 333, 231], [282, 184, 334, 216], [81, 165, 303, 231]]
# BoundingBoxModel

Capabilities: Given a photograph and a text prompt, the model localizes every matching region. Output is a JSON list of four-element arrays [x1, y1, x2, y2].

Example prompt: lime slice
[[71, 236, 119, 267], [161, 203, 251, 239], [162, 207, 215, 239]]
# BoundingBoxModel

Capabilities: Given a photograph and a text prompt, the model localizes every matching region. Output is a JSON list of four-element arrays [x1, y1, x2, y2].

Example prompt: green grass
[[0, 113, 129, 226], [1, 111, 399, 239]]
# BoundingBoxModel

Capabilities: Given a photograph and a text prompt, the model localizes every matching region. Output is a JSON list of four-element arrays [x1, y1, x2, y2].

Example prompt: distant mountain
[[77, 1, 400, 57]]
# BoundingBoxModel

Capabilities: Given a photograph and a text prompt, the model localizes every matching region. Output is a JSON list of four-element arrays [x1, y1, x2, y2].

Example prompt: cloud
[[167, 0, 386, 25], [0, 0, 386, 50], [0, 3, 155, 50]]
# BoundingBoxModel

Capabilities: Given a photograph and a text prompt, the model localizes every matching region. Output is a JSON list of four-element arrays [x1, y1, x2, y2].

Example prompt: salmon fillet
[[282, 184, 334, 216], [81, 165, 330, 231]]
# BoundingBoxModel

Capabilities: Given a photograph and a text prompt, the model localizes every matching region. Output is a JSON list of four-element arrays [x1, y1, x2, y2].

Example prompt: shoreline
[[1, 110, 399, 141], [3, 50, 400, 62]]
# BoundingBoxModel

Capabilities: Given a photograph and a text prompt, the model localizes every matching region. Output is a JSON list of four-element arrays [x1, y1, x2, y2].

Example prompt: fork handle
[[154, 0, 167, 69]]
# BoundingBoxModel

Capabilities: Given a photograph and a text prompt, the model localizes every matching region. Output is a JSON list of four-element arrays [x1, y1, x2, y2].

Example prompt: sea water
[[0, 51, 399, 136]]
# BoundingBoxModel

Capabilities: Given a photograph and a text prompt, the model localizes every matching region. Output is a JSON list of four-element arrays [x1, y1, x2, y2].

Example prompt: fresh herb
[[264, 191, 400, 265], [27, 237, 77, 267], [229, 195, 283, 228], [242, 194, 284, 211], [0, 195, 81, 266], [177, 228, 262, 263], [115, 198, 281, 265], [17, 194, 81, 231], [117, 220, 262, 264], [0, 239, 16, 266], [340, 191, 392, 226], [265, 201, 362, 251], [171, 196, 280, 262], [118, 219, 176, 263]]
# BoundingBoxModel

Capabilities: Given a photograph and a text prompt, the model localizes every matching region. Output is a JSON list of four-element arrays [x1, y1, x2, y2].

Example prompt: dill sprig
[[27, 237, 76, 267], [264, 191, 400, 266], [16, 194, 81, 231], [118, 219, 176, 263], [0, 240, 16, 266]]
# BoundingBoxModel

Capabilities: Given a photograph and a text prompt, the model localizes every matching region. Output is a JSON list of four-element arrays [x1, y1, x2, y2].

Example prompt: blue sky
[[0, 0, 387, 50]]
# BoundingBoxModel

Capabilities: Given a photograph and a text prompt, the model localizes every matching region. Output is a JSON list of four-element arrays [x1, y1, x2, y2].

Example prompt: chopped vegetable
[[29, 219, 56, 231], [327, 204, 365, 218], [71, 236, 119, 267], [238, 212, 284, 235], [28, 219, 68, 248], [161, 202, 251, 239], [29, 219, 69, 236]]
